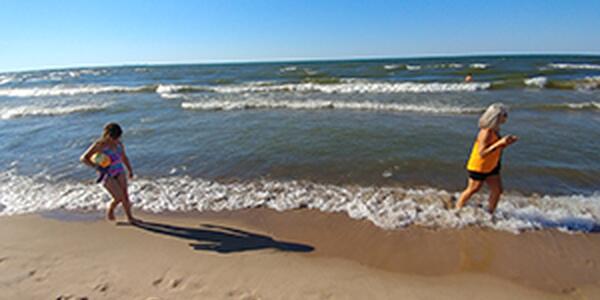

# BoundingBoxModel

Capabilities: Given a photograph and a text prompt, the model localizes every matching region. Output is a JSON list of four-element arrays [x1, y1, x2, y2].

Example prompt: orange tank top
[[466, 130, 501, 173]]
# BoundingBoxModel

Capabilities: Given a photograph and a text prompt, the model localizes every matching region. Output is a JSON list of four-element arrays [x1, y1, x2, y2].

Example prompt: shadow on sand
[[121, 220, 314, 253]]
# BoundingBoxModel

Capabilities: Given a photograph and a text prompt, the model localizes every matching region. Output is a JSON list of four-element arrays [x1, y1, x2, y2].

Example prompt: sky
[[1, 0, 600, 72]]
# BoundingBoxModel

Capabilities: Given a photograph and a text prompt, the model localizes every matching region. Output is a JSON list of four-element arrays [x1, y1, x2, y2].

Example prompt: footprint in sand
[[56, 295, 89, 300], [226, 289, 261, 300], [152, 277, 163, 287], [585, 259, 597, 269], [152, 276, 185, 290], [94, 282, 109, 293], [170, 278, 183, 288]]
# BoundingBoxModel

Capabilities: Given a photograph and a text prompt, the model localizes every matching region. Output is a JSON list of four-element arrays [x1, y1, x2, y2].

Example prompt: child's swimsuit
[[103, 143, 125, 179]]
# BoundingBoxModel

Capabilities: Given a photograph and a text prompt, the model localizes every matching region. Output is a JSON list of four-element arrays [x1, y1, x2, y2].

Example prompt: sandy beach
[[1, 208, 599, 299]]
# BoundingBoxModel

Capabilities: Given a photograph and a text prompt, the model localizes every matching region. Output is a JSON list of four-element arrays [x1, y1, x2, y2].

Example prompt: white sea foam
[[181, 99, 484, 114], [580, 76, 600, 89], [1, 171, 598, 234], [406, 65, 421, 71], [383, 64, 402, 70], [548, 63, 600, 70], [159, 81, 491, 95], [524, 76, 548, 88], [280, 66, 298, 72], [159, 92, 188, 100], [0, 103, 110, 120], [0, 85, 152, 97], [431, 63, 463, 69], [561, 102, 600, 110], [24, 69, 108, 83], [469, 63, 488, 69], [0, 75, 16, 86]]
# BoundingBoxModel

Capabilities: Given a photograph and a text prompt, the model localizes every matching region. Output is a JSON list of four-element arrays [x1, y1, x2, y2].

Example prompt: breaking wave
[[0, 85, 155, 98], [537, 102, 600, 111], [0, 103, 111, 120], [159, 81, 491, 95], [0, 171, 598, 234], [548, 63, 600, 70], [524, 76, 548, 88], [181, 99, 484, 114]]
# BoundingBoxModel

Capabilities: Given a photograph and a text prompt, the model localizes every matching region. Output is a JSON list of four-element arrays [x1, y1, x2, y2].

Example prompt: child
[[456, 103, 518, 214], [80, 123, 140, 223]]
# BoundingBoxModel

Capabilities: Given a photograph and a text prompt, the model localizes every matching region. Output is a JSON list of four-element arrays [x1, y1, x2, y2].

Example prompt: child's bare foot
[[106, 210, 116, 221]]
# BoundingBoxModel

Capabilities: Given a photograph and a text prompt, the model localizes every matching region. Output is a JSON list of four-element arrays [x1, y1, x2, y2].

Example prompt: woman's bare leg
[[456, 178, 484, 209], [485, 175, 503, 214]]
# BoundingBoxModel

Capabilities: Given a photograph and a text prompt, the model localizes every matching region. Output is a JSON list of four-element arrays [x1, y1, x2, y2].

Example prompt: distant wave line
[[0, 103, 111, 120]]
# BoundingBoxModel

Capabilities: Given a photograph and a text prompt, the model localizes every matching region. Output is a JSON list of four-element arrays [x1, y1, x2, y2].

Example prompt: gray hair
[[479, 103, 508, 129]]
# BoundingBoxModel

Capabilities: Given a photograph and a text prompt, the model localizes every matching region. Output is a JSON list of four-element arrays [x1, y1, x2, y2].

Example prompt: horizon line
[[3, 51, 600, 74]]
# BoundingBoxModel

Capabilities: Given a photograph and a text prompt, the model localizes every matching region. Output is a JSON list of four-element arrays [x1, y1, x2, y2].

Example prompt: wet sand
[[1, 208, 599, 299]]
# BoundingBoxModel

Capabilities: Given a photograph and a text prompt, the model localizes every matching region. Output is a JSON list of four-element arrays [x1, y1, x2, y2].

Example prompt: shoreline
[[1, 208, 599, 299]]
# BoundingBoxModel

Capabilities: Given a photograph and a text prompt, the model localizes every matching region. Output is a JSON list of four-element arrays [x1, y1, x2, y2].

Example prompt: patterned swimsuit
[[103, 144, 125, 178]]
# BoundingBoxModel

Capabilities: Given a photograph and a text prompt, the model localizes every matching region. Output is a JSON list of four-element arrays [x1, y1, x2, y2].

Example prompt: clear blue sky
[[1, 0, 599, 72]]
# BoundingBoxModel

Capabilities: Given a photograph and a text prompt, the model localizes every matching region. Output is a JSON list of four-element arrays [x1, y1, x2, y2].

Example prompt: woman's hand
[[500, 135, 518, 147]]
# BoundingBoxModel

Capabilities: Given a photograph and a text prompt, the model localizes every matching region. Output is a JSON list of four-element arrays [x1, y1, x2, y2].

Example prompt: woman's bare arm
[[477, 129, 515, 158]]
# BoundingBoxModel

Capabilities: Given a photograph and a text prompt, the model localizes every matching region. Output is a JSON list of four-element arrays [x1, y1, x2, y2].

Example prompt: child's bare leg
[[103, 177, 124, 221], [456, 178, 483, 209], [116, 174, 138, 223], [485, 175, 503, 214]]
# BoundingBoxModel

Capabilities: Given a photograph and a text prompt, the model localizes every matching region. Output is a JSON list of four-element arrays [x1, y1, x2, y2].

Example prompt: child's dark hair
[[103, 122, 123, 139]]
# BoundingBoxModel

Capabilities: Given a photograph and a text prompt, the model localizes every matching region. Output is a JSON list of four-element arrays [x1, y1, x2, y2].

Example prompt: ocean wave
[[469, 63, 488, 69], [25, 69, 109, 83], [432, 63, 463, 69], [537, 102, 600, 111], [548, 63, 600, 70], [0, 84, 155, 97], [160, 81, 491, 95], [0, 103, 111, 120], [524, 76, 548, 88], [383, 64, 403, 70], [181, 99, 484, 114], [1, 171, 598, 234], [0, 75, 16, 86], [384, 63, 467, 71], [279, 66, 298, 72], [155, 84, 211, 94]]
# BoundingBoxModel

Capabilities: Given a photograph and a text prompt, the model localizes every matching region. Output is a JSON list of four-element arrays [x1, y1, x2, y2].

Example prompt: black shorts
[[468, 164, 501, 181]]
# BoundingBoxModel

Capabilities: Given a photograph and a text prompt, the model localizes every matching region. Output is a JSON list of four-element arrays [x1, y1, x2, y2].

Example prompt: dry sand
[[1, 208, 599, 299]]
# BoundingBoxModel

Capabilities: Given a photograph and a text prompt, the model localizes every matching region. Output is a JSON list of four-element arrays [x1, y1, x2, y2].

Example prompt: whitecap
[[548, 63, 600, 70], [163, 81, 490, 95], [181, 99, 484, 114], [0, 85, 152, 98], [469, 63, 488, 69], [0, 103, 111, 120], [524, 76, 547, 88]]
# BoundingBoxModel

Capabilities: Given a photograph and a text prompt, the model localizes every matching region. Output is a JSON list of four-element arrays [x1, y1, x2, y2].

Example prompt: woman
[[80, 123, 140, 223], [456, 103, 518, 214]]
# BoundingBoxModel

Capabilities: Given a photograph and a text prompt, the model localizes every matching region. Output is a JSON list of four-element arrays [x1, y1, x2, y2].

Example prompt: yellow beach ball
[[91, 152, 111, 168]]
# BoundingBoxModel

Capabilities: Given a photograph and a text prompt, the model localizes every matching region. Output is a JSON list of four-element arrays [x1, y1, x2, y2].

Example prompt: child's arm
[[80, 141, 102, 169], [120, 142, 134, 178]]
